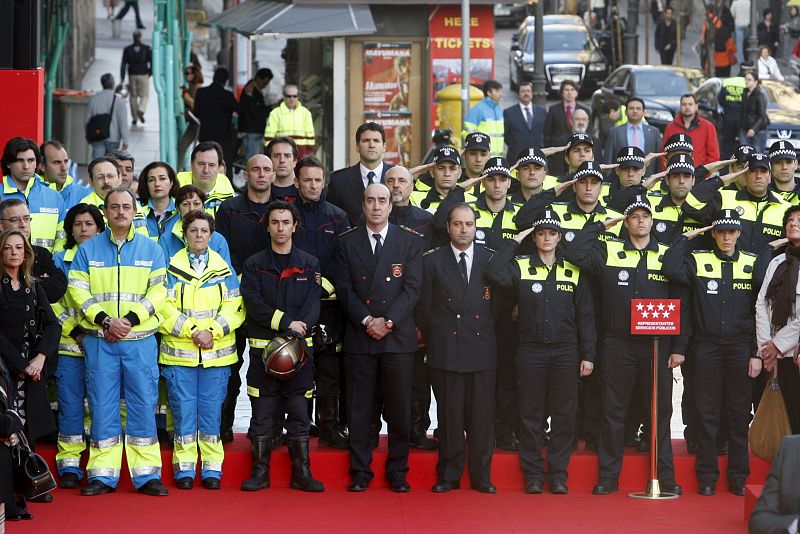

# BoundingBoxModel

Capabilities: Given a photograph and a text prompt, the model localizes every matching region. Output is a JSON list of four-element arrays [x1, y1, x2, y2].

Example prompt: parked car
[[494, 3, 529, 27], [695, 77, 800, 150], [590, 65, 707, 133], [509, 23, 609, 94]]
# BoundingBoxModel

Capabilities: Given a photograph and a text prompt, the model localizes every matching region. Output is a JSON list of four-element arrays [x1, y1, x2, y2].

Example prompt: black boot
[[241, 437, 271, 491], [410, 401, 437, 450], [288, 437, 325, 492], [220, 396, 236, 444], [317, 397, 349, 449]]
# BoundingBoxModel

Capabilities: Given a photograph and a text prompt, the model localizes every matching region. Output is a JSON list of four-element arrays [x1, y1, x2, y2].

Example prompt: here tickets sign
[[630, 299, 681, 336]]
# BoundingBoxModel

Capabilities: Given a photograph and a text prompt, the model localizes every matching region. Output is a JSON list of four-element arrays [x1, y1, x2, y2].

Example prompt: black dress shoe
[[139, 479, 169, 496], [431, 480, 460, 493], [698, 483, 716, 496], [6, 511, 33, 520], [585, 440, 599, 452], [636, 439, 650, 453], [175, 477, 193, 490], [660, 480, 682, 495], [81, 480, 116, 496], [496, 437, 520, 452], [410, 434, 438, 450], [220, 428, 234, 444], [525, 479, 543, 494], [30, 492, 54, 503], [202, 477, 221, 490], [729, 480, 745, 496], [347, 478, 370, 492], [61, 472, 80, 489], [472, 483, 496, 494], [686, 441, 698, 454], [549, 479, 568, 494], [592, 479, 619, 495], [389, 475, 411, 493]]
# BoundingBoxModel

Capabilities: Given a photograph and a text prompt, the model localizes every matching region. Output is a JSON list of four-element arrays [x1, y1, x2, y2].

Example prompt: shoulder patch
[[423, 247, 441, 256], [339, 226, 360, 236], [400, 225, 423, 237], [483, 246, 496, 253], [740, 250, 757, 257], [743, 264, 753, 273]]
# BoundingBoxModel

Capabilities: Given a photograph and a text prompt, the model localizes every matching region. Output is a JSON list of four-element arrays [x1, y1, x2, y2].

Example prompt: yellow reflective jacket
[[264, 101, 315, 147]]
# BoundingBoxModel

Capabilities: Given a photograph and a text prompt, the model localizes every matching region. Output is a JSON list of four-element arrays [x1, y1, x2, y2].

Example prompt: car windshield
[[633, 71, 694, 97], [765, 82, 800, 109], [524, 28, 587, 53]]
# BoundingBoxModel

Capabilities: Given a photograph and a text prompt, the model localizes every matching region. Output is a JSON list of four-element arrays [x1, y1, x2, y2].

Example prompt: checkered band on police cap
[[464, 132, 491, 151], [616, 146, 645, 168], [482, 157, 511, 178], [769, 140, 798, 162], [734, 144, 755, 164], [712, 209, 742, 229], [532, 208, 561, 231], [666, 153, 695, 175], [433, 146, 461, 165], [624, 195, 652, 216], [567, 132, 594, 149], [664, 133, 694, 153], [515, 147, 548, 169], [573, 161, 604, 181]]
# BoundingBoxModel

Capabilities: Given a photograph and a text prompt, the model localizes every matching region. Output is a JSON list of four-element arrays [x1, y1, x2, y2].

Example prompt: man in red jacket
[[662, 94, 720, 168]]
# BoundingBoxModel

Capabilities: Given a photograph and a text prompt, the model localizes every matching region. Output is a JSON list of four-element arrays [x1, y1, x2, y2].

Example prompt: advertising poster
[[428, 5, 495, 134], [364, 111, 413, 167]]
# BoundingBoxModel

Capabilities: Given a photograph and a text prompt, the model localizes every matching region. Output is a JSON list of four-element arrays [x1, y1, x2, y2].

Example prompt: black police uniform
[[215, 192, 273, 440], [334, 224, 423, 487], [486, 222, 596, 489], [417, 244, 497, 491], [662, 217, 758, 493], [293, 196, 350, 447], [563, 211, 686, 492], [240, 245, 321, 440], [768, 141, 800, 206]]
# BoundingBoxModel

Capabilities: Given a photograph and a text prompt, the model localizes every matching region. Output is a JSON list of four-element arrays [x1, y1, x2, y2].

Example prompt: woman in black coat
[[0, 230, 60, 519], [740, 70, 770, 154]]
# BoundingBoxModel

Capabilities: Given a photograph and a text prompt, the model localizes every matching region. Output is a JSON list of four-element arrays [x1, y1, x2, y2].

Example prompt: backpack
[[85, 94, 117, 143]]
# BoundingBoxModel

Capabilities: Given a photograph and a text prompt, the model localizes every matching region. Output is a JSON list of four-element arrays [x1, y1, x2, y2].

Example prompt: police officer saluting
[[239, 200, 324, 493], [663, 209, 762, 496], [418, 203, 497, 493], [563, 195, 686, 496], [486, 209, 595, 494]]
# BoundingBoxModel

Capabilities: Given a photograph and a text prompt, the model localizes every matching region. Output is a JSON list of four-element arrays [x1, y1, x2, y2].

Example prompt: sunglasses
[[284, 94, 299, 98]]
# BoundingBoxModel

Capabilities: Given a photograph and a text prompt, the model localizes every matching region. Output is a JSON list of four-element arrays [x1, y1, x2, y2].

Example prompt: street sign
[[630, 299, 681, 336]]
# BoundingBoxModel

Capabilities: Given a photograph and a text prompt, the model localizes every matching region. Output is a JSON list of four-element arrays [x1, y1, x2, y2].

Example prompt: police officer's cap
[[616, 146, 645, 169], [711, 209, 742, 230], [624, 195, 653, 216], [481, 157, 512, 178], [664, 133, 694, 153], [515, 147, 548, 169], [573, 161, 604, 182], [433, 146, 461, 166], [666, 154, 695, 176], [733, 144, 755, 164], [567, 132, 594, 150], [464, 132, 491, 152], [768, 140, 798, 163], [531, 208, 561, 232], [747, 153, 771, 171]]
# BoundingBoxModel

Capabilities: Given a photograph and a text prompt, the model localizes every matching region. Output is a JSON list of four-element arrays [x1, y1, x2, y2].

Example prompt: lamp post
[[623, 0, 640, 63], [533, 0, 547, 105], [746, 0, 759, 62], [461, 0, 470, 133]]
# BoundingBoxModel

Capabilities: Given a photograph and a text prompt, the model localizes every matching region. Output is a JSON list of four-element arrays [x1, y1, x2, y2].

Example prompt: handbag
[[85, 93, 117, 143], [749, 369, 792, 462], [11, 431, 56, 500]]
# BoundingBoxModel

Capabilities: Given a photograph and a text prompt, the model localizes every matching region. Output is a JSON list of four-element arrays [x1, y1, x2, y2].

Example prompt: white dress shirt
[[367, 224, 389, 254], [451, 243, 474, 283], [360, 162, 385, 189]]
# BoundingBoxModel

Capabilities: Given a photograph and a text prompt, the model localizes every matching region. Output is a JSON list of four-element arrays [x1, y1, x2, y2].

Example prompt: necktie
[[373, 233, 382, 257], [367, 171, 376, 185], [566, 105, 573, 129], [524, 106, 532, 128], [458, 251, 468, 283], [632, 125, 641, 149]]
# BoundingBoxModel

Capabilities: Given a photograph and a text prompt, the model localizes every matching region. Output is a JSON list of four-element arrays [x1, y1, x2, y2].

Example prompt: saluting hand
[[683, 225, 713, 240], [580, 360, 594, 377], [642, 171, 667, 190], [770, 237, 790, 250], [720, 167, 748, 186], [602, 216, 625, 230], [542, 144, 568, 157], [409, 162, 435, 178], [513, 227, 535, 244], [600, 163, 619, 171], [704, 158, 736, 174], [643, 151, 666, 166], [554, 178, 577, 197], [458, 174, 484, 191]]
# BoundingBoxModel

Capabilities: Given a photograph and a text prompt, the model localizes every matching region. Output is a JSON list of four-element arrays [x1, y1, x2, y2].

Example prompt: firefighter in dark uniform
[[684, 152, 790, 253], [334, 183, 424, 493], [486, 208, 596, 494], [768, 141, 800, 205], [663, 209, 762, 496], [239, 200, 324, 493], [418, 203, 497, 493], [563, 195, 686, 496], [292, 156, 350, 449]]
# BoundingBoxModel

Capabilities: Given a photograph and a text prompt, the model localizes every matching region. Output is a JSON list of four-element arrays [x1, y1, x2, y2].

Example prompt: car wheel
[[510, 65, 518, 91]]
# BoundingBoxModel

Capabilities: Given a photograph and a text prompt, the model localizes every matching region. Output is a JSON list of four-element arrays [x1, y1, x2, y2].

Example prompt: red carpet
[[14, 436, 766, 533]]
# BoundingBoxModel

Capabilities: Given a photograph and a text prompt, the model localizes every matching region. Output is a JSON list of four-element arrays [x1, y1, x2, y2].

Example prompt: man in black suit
[[418, 203, 497, 494], [504, 82, 546, 161], [543, 80, 590, 151], [327, 122, 395, 226], [334, 183, 424, 492], [750, 435, 800, 533], [193, 67, 238, 175]]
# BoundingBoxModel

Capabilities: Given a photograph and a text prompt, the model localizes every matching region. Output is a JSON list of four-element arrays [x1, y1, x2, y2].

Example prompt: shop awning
[[205, 1, 377, 40]]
